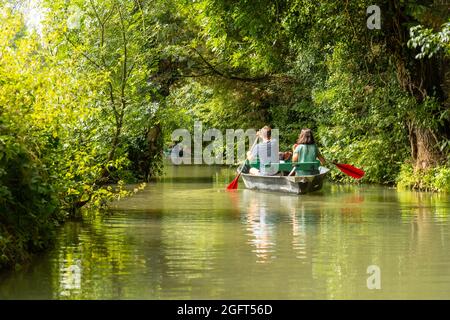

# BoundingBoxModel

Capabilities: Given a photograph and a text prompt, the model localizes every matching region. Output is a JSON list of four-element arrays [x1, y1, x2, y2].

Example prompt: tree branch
[[118, 4, 128, 113], [64, 34, 103, 70], [177, 71, 215, 78], [192, 48, 270, 83]]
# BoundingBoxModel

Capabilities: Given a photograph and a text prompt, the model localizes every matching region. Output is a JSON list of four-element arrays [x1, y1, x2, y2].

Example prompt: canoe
[[241, 167, 329, 194], [241, 161, 330, 194]]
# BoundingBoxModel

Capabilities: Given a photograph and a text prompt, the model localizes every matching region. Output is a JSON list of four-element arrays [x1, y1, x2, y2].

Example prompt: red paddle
[[333, 162, 365, 179], [226, 137, 259, 190]]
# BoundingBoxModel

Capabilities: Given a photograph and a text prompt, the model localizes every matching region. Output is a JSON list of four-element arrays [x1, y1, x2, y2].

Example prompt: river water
[[1, 165, 450, 299]]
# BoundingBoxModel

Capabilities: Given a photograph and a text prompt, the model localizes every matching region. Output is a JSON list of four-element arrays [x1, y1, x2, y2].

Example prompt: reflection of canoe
[[241, 167, 330, 195]]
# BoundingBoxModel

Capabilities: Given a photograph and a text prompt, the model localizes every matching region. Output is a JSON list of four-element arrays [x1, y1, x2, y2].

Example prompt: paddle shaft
[[226, 136, 259, 189]]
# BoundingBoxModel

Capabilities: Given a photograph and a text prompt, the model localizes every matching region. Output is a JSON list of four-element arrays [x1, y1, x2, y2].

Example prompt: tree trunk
[[413, 126, 439, 171], [385, 1, 447, 171], [146, 124, 162, 180]]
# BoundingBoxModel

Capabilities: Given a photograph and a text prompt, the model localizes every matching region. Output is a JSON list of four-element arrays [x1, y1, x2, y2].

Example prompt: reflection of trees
[[155, 179, 248, 298], [49, 187, 450, 299], [159, 216, 225, 298], [3, 178, 450, 299], [393, 190, 450, 298], [158, 162, 234, 185], [50, 212, 167, 299], [304, 188, 379, 298], [0, 252, 55, 299]]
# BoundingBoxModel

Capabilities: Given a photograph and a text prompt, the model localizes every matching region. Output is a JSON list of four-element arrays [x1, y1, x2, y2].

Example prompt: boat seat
[[246, 160, 320, 173]]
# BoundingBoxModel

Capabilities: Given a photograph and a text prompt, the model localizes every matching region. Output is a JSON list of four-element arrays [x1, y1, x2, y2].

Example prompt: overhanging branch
[[192, 48, 270, 83]]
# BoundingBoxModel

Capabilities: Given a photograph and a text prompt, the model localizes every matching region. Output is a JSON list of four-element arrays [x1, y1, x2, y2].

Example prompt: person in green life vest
[[292, 128, 326, 175]]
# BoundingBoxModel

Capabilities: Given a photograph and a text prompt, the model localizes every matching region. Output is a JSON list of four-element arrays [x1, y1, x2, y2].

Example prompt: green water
[[1, 165, 450, 299]]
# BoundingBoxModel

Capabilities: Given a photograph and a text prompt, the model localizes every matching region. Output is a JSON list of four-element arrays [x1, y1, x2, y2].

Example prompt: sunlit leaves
[[408, 22, 450, 58]]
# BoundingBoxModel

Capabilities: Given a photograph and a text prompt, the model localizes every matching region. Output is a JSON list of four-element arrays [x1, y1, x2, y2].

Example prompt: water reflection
[[242, 191, 277, 263], [339, 193, 364, 223], [1, 165, 450, 299], [290, 203, 308, 261], [60, 261, 81, 296]]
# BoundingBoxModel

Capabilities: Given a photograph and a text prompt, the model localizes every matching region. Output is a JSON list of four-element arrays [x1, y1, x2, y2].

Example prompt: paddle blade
[[226, 174, 240, 190], [335, 163, 365, 179]]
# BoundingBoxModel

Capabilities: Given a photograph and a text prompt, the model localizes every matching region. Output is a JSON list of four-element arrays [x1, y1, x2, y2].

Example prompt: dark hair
[[261, 126, 271, 139], [296, 128, 315, 145]]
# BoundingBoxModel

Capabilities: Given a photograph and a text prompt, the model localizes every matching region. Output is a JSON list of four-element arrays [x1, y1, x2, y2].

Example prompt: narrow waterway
[[1, 165, 450, 299]]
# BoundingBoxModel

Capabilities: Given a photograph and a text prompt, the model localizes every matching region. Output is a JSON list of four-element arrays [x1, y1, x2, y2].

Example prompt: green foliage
[[0, 6, 61, 268], [311, 40, 413, 183], [0, 131, 63, 267], [398, 163, 450, 192], [0, 2, 154, 268], [45, 0, 164, 180], [166, 0, 448, 188], [409, 21, 450, 58]]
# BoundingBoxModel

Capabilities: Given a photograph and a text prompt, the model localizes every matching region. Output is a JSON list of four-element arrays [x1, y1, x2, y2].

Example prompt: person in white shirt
[[246, 126, 279, 176]]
